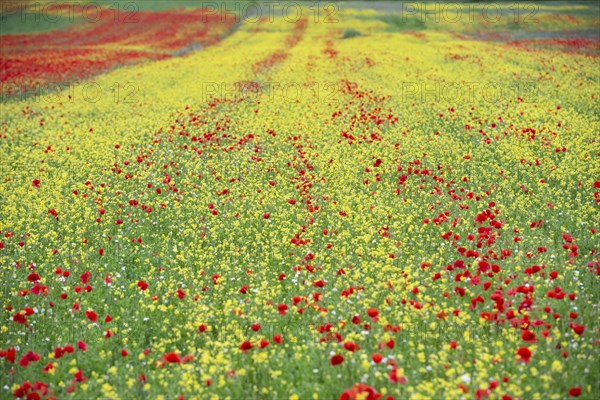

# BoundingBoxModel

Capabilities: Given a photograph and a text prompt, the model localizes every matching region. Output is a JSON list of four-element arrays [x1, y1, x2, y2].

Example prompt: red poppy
[[54, 347, 65, 359], [277, 304, 288, 315], [80, 271, 91, 284], [568, 387, 582, 397], [273, 334, 282, 344], [13, 313, 27, 324], [331, 354, 344, 365], [0, 347, 16, 363], [390, 368, 407, 384], [163, 352, 181, 363], [32, 179, 40, 188], [571, 324, 585, 335], [367, 308, 379, 318], [27, 272, 40, 282], [522, 330, 537, 343], [85, 310, 97, 323], [240, 341, 253, 352], [343, 342, 359, 352], [371, 353, 383, 363], [19, 351, 40, 367], [138, 281, 148, 291], [74, 369, 86, 382], [516, 347, 532, 363], [339, 383, 382, 400]]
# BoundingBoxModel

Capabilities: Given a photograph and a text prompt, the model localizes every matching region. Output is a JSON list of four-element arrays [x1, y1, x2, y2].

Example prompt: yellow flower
[[551, 360, 562, 373]]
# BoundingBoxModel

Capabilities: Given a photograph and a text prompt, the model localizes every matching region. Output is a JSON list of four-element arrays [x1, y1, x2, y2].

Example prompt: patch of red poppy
[[240, 341, 253, 353], [339, 383, 382, 400], [390, 368, 407, 384], [163, 352, 181, 363], [330, 354, 344, 366], [19, 351, 40, 367], [516, 347, 532, 363], [85, 310, 97, 323]]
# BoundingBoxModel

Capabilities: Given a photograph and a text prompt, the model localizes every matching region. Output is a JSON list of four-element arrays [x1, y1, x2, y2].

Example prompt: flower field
[[1, 4, 236, 95], [1, 2, 599, 399]]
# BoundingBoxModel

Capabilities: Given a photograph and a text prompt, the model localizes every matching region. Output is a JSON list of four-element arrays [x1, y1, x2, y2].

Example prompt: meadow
[[1, 1, 599, 399]]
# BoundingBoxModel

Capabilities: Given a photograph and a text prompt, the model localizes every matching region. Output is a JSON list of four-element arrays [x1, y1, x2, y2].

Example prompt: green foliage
[[342, 28, 362, 39], [0, 12, 79, 35]]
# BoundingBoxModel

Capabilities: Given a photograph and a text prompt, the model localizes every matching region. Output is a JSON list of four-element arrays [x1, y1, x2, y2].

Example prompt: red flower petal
[[569, 387, 582, 397], [330, 354, 344, 366], [163, 352, 181, 363], [85, 310, 97, 323]]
